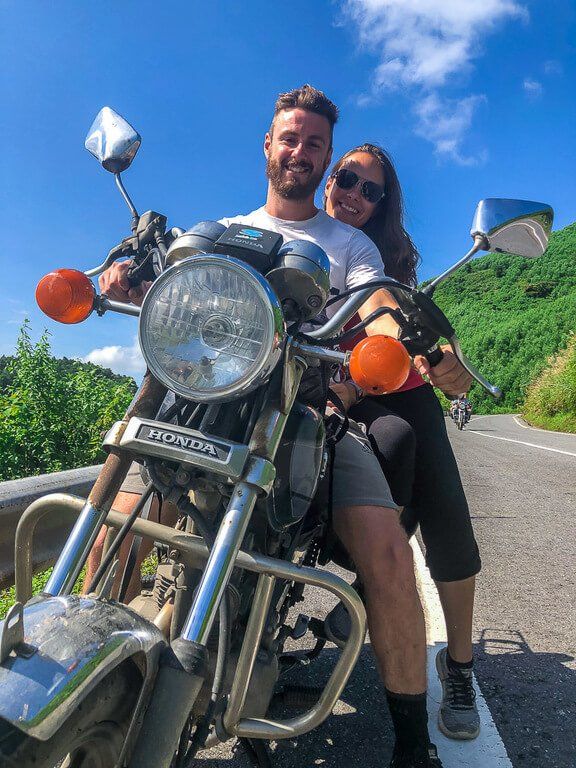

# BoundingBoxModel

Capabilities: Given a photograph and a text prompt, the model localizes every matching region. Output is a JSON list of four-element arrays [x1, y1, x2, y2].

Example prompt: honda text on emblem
[[139, 425, 231, 461]]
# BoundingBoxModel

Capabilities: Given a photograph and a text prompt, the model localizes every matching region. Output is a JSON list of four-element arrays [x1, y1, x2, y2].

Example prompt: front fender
[[0, 594, 166, 741]]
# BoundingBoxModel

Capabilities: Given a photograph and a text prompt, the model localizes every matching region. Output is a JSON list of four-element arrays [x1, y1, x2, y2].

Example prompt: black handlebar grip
[[425, 347, 444, 367]]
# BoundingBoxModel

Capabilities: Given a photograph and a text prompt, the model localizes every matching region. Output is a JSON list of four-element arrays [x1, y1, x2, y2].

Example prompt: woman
[[324, 144, 481, 741]]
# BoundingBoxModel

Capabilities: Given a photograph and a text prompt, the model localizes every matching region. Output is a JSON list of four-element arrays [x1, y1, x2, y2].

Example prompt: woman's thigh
[[353, 385, 481, 581], [349, 400, 416, 508]]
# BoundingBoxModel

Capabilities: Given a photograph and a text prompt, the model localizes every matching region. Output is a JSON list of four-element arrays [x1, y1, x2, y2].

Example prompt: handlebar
[[86, 258, 501, 398]]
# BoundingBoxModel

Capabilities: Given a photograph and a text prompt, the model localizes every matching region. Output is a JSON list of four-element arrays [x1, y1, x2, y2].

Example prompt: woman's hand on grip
[[414, 344, 472, 398]]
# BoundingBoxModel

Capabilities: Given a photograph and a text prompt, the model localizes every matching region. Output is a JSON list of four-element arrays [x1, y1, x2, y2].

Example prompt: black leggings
[[349, 384, 481, 582]]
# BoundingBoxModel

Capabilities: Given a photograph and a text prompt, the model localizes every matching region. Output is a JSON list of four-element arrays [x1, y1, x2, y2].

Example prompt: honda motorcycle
[[0, 108, 553, 768]]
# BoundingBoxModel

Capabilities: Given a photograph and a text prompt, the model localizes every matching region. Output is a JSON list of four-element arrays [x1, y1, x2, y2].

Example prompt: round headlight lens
[[139, 255, 284, 401]]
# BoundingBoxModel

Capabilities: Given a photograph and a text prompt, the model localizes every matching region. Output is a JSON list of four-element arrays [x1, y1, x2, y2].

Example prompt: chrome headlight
[[139, 255, 284, 402]]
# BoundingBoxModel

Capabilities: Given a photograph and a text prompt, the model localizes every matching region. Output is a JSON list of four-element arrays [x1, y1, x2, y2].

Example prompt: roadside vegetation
[[522, 333, 576, 432], [429, 221, 576, 427], [0, 555, 158, 619], [0, 321, 136, 481]]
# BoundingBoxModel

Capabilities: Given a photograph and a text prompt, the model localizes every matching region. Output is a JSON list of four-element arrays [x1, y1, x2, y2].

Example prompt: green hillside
[[430, 222, 576, 414]]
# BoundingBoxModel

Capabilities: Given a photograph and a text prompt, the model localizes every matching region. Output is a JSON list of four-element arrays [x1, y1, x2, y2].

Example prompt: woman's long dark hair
[[325, 143, 420, 286]]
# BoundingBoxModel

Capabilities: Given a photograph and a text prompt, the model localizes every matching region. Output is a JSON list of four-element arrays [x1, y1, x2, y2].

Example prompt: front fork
[[129, 357, 306, 767]]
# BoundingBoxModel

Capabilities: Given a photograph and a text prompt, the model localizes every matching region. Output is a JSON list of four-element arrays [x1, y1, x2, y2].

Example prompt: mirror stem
[[114, 173, 139, 231], [423, 235, 485, 296]]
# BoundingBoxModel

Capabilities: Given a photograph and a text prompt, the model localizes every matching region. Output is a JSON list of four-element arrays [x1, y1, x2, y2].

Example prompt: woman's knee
[[369, 414, 416, 461]]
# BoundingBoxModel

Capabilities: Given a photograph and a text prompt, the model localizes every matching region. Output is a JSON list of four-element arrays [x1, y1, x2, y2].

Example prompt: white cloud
[[543, 60, 563, 76], [342, 0, 527, 90], [523, 78, 543, 98], [414, 93, 488, 165], [340, 0, 528, 162], [84, 336, 146, 377], [7, 309, 29, 325]]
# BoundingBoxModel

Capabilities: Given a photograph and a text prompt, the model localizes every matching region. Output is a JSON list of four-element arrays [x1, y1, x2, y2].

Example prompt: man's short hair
[[270, 84, 339, 139]]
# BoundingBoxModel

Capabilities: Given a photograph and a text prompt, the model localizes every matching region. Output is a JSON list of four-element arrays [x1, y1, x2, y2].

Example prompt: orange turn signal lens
[[349, 335, 411, 395], [35, 269, 95, 324]]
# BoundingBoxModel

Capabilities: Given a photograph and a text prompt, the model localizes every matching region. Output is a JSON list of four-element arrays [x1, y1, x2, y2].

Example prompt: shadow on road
[[195, 643, 396, 766], [270, 645, 395, 767], [474, 628, 575, 768]]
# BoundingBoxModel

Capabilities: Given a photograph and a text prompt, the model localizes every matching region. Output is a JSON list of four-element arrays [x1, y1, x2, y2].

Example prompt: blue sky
[[2, 0, 575, 377]]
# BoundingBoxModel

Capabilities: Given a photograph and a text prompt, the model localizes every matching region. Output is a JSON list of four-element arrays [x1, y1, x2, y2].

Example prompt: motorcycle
[[457, 403, 467, 430], [0, 107, 553, 768]]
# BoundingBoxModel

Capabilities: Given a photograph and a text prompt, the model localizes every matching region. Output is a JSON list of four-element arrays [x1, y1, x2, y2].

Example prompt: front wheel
[[0, 661, 141, 768]]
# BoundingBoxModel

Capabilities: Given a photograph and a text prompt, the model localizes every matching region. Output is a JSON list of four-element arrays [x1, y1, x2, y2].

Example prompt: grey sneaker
[[435, 647, 480, 740]]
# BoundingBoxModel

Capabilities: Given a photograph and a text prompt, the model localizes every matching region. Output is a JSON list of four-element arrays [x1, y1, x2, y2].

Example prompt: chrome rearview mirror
[[471, 198, 554, 258], [423, 197, 554, 296], [85, 107, 141, 173]]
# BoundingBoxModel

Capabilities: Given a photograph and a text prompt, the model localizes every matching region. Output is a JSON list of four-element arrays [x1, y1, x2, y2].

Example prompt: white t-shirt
[[219, 206, 384, 319]]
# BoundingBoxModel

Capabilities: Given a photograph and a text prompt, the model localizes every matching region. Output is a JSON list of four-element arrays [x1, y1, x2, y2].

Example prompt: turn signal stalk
[[349, 335, 411, 395], [36, 269, 95, 324]]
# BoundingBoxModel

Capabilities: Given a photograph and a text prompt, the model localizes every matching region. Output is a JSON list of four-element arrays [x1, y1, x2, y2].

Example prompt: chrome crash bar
[[15, 494, 367, 742]]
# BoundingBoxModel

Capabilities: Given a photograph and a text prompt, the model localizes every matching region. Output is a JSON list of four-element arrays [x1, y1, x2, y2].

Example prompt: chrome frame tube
[[15, 493, 83, 602], [180, 482, 259, 644], [44, 500, 108, 595], [181, 357, 303, 645], [223, 573, 276, 732]]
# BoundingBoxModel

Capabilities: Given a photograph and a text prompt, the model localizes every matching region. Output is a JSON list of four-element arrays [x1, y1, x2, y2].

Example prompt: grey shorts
[[331, 420, 398, 511], [120, 419, 397, 512]]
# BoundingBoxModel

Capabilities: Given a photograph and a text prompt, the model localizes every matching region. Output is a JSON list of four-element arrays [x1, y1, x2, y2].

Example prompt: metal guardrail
[[0, 466, 102, 590]]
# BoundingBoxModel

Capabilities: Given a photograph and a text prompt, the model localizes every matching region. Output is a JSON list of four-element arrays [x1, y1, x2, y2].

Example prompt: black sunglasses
[[332, 168, 385, 204]]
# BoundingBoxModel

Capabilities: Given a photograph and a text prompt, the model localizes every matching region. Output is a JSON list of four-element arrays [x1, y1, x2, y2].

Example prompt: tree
[[0, 321, 136, 481]]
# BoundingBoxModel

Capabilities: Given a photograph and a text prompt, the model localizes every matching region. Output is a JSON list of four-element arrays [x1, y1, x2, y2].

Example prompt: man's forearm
[[357, 288, 401, 338]]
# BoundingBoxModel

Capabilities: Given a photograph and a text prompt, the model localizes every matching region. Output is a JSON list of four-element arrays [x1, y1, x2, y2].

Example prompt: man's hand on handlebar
[[98, 260, 152, 307], [414, 344, 472, 398], [327, 381, 357, 413]]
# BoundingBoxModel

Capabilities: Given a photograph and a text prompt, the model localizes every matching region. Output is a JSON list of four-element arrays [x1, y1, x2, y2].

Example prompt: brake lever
[[85, 241, 133, 278], [448, 335, 502, 398]]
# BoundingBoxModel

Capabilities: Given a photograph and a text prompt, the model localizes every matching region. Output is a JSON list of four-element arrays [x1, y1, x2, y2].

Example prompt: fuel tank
[[267, 403, 326, 531]]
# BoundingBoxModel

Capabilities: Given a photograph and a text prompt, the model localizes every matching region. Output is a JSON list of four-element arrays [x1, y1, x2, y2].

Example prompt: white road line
[[467, 429, 576, 458], [513, 415, 576, 437], [411, 539, 513, 767]]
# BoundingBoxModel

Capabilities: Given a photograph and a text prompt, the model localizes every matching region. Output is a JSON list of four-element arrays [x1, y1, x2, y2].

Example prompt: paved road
[[450, 413, 576, 768], [196, 414, 576, 767]]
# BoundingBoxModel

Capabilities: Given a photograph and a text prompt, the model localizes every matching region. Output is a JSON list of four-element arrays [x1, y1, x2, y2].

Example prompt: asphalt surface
[[453, 414, 576, 768], [194, 413, 576, 768]]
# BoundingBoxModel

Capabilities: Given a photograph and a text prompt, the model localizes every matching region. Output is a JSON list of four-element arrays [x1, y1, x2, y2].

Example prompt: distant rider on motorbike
[[451, 395, 472, 423]]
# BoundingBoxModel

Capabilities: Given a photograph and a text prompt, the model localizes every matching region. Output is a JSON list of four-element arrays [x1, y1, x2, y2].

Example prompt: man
[[459, 394, 472, 423], [98, 85, 473, 767]]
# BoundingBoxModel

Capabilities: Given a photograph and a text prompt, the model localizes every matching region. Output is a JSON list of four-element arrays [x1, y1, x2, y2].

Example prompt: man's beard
[[266, 155, 325, 201]]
